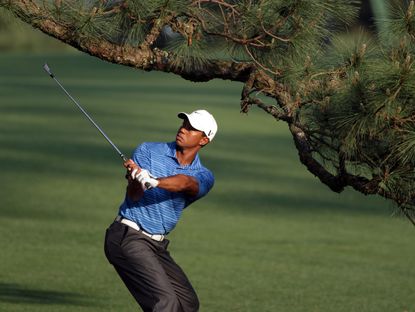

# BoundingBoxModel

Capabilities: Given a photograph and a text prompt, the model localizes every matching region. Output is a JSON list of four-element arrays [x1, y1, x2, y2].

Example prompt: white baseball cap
[[178, 109, 218, 141]]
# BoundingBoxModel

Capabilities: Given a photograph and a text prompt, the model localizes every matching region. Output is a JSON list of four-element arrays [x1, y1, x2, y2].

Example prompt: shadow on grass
[[0, 130, 294, 178], [209, 189, 392, 217], [0, 282, 95, 306]]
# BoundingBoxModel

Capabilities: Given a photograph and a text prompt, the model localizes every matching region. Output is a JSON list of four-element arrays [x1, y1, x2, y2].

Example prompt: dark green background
[[0, 53, 414, 311]]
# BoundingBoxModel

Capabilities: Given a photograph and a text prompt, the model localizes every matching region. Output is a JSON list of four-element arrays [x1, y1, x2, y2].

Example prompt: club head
[[43, 63, 54, 77]]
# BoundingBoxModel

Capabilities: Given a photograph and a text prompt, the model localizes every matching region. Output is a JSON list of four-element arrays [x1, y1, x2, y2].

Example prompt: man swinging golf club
[[104, 109, 217, 312]]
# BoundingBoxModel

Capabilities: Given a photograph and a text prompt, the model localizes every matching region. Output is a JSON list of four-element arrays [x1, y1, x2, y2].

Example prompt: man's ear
[[199, 136, 210, 147]]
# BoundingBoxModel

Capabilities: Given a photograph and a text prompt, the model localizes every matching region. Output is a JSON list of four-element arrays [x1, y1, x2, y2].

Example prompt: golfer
[[104, 109, 217, 312]]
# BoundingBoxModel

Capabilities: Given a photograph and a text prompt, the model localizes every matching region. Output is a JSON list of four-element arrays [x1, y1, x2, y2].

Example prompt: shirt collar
[[166, 142, 202, 170], [166, 142, 177, 158]]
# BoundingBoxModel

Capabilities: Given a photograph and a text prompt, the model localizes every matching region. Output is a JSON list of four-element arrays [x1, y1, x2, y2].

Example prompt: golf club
[[43, 63, 151, 188], [43, 63, 127, 161]]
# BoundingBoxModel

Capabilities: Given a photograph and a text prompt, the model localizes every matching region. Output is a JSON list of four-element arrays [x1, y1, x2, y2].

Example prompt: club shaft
[[49, 71, 127, 162], [43, 64, 153, 189]]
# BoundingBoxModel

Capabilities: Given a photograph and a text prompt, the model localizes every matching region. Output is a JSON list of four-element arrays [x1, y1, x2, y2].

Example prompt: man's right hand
[[124, 159, 145, 201]]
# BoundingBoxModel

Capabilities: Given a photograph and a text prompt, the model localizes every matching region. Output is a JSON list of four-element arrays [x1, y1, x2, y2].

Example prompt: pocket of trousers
[[104, 222, 129, 262]]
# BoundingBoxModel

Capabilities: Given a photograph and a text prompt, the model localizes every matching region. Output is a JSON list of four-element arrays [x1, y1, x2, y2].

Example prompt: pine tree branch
[[244, 45, 281, 76], [3, 0, 254, 83], [289, 123, 382, 194], [290, 124, 346, 192], [241, 96, 292, 122]]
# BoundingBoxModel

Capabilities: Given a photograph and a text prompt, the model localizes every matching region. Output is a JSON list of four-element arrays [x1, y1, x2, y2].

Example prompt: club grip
[[43, 63, 54, 77]]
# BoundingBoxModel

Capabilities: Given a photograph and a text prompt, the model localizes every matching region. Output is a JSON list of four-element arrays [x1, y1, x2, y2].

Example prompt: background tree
[[1, 0, 415, 225]]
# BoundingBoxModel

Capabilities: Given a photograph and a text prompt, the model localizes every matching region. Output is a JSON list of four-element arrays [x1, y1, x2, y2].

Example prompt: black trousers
[[104, 221, 199, 312]]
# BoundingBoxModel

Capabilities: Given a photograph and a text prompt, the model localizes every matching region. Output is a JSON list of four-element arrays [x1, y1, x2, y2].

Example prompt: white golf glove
[[130, 168, 140, 180], [136, 169, 159, 190]]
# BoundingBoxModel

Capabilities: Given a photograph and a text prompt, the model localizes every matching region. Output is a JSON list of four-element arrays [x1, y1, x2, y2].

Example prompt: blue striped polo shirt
[[118, 142, 214, 235]]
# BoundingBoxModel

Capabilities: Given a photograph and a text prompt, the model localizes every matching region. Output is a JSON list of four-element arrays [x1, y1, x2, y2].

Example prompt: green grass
[[0, 53, 414, 312]]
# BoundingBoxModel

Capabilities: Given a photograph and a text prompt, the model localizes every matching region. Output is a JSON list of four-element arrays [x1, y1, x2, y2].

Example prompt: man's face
[[176, 119, 208, 149]]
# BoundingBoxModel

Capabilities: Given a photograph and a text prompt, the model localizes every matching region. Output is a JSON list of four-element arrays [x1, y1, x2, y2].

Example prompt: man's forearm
[[157, 174, 199, 197], [126, 180, 144, 202]]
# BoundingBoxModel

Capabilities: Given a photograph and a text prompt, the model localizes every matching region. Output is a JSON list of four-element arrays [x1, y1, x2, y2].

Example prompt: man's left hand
[[136, 169, 159, 190]]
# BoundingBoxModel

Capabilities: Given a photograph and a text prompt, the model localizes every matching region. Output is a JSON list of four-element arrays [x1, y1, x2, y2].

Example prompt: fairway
[[0, 53, 414, 312]]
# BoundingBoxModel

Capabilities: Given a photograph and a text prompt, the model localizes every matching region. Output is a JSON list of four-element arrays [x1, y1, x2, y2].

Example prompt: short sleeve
[[193, 169, 215, 199], [132, 143, 151, 169]]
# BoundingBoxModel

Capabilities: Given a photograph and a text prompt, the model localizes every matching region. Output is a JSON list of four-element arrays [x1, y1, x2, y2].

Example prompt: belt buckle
[[151, 234, 164, 242]]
